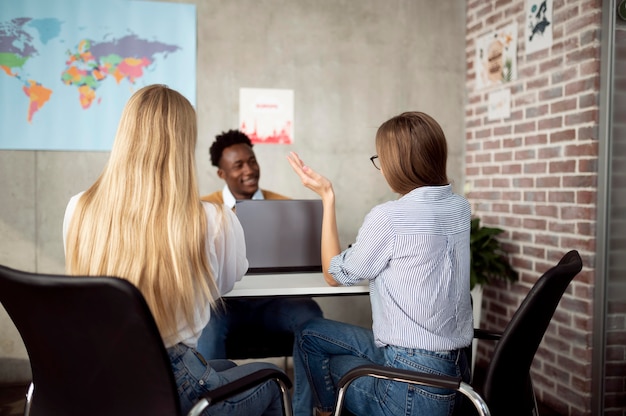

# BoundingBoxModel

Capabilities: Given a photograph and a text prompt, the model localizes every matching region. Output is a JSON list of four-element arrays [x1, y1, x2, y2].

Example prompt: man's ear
[[217, 168, 225, 180]]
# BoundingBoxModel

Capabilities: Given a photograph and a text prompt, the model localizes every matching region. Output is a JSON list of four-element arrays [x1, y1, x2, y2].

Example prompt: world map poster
[[0, 0, 196, 151]]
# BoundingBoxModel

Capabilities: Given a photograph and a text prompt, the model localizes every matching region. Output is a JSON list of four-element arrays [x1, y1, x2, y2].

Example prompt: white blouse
[[63, 193, 248, 348]]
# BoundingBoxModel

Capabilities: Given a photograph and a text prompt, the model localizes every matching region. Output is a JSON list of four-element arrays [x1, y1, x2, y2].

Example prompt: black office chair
[[0, 264, 293, 416], [333, 250, 583, 416]]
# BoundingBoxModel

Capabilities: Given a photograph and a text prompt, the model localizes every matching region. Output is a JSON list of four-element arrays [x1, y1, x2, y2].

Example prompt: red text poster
[[239, 88, 294, 144]]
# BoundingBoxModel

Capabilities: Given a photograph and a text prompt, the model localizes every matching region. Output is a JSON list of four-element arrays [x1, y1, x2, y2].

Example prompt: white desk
[[223, 273, 369, 298]]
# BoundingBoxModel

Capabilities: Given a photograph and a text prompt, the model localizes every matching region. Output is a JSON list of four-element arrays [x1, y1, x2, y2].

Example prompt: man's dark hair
[[209, 130, 254, 167]]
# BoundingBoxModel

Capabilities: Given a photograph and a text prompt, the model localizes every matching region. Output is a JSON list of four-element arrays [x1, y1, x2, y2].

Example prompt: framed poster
[[239, 88, 294, 144], [525, 0, 554, 54], [475, 22, 518, 90]]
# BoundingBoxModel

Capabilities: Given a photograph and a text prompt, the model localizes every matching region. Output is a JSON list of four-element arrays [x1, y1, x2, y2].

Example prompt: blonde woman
[[63, 84, 284, 415]]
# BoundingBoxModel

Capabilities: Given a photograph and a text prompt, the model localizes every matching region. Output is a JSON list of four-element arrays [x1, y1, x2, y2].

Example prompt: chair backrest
[[482, 250, 583, 415], [0, 264, 181, 416]]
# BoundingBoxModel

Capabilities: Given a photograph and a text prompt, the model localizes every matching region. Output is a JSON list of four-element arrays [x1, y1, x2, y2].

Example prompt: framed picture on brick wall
[[475, 22, 518, 90], [525, 0, 553, 54]]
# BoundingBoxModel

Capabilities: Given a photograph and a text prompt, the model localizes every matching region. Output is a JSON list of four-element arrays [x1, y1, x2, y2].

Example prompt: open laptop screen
[[235, 199, 323, 274]]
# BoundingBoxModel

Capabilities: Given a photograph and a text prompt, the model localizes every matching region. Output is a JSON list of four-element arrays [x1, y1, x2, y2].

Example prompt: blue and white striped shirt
[[329, 184, 473, 351]]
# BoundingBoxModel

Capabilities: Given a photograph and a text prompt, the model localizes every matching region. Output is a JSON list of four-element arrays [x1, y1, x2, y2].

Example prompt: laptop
[[235, 199, 323, 274]]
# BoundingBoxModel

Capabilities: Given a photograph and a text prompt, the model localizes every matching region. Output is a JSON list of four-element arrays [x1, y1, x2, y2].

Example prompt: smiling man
[[198, 130, 323, 367], [201, 129, 288, 207]]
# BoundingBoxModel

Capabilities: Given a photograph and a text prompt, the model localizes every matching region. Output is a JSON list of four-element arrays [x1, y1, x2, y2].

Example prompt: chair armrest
[[337, 364, 462, 390], [333, 364, 491, 416], [474, 328, 502, 341], [187, 368, 293, 416]]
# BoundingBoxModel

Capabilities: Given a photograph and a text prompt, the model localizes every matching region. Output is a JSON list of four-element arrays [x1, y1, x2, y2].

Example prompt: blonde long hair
[[65, 84, 220, 339]]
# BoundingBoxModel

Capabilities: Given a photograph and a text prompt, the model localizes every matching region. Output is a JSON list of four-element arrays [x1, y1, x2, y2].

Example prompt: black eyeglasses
[[370, 155, 380, 170]]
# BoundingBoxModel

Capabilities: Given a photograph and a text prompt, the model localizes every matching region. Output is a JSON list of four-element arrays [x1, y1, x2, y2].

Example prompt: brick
[[536, 176, 561, 188], [558, 325, 590, 346], [539, 86, 564, 101], [549, 191, 576, 203], [551, 97, 578, 114], [550, 160, 577, 173], [579, 92, 598, 108], [579, 158, 598, 173], [512, 204, 532, 215], [565, 109, 598, 126], [566, 45, 601, 66], [563, 175, 597, 188], [492, 177, 510, 187], [515, 149, 537, 160], [492, 203, 510, 213], [578, 125, 599, 140], [565, 76, 601, 96], [522, 218, 547, 230], [524, 161, 547, 174], [526, 104, 550, 118], [514, 120, 537, 134], [524, 191, 547, 202], [538, 116, 563, 130], [576, 221, 595, 237], [536, 205, 559, 218], [502, 191, 521, 200], [518, 64, 538, 78], [502, 163, 522, 174], [565, 142, 598, 157], [550, 129, 576, 143], [549, 221, 576, 233], [513, 177, 534, 187], [535, 233, 560, 246], [580, 59, 601, 76], [494, 151, 513, 163], [565, 11, 602, 36], [466, 163, 477, 175], [552, 66, 578, 85], [482, 165, 500, 174], [540, 57, 565, 73], [483, 139, 501, 150], [524, 133, 548, 146], [527, 77, 549, 90], [493, 125, 512, 135], [561, 205, 595, 220], [538, 146, 562, 159], [475, 128, 492, 139]]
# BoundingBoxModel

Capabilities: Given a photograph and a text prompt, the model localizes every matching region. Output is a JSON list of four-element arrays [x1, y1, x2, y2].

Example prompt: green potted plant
[[469, 217, 518, 374], [470, 217, 518, 290]]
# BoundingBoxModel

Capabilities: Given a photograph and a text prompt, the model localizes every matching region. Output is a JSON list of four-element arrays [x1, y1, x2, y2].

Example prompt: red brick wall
[[464, 0, 601, 414]]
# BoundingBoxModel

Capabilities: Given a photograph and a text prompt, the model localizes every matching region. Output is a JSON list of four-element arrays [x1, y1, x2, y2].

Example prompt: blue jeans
[[293, 318, 470, 416], [197, 297, 323, 359], [167, 343, 285, 415]]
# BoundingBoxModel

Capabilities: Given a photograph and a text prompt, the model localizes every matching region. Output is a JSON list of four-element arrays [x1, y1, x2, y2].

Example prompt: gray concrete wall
[[0, 0, 466, 383]]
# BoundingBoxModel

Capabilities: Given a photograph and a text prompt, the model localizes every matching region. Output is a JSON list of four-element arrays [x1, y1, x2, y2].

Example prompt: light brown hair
[[376, 111, 449, 195]]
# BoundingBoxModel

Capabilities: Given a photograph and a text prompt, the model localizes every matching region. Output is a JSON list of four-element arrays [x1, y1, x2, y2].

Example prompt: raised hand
[[286, 152, 334, 202]]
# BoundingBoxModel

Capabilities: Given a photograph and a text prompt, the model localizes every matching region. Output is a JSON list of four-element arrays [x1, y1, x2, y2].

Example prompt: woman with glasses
[[287, 111, 473, 416]]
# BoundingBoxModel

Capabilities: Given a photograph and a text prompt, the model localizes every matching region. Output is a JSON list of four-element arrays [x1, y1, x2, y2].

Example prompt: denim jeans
[[167, 343, 285, 416], [197, 296, 323, 413], [293, 318, 470, 416]]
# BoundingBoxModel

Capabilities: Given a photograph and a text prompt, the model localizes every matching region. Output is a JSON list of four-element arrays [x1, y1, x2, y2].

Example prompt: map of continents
[[0, 17, 180, 123]]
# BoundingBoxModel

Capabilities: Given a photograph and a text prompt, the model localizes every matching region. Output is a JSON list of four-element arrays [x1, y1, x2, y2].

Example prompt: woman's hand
[[287, 151, 341, 287], [286, 152, 334, 202]]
